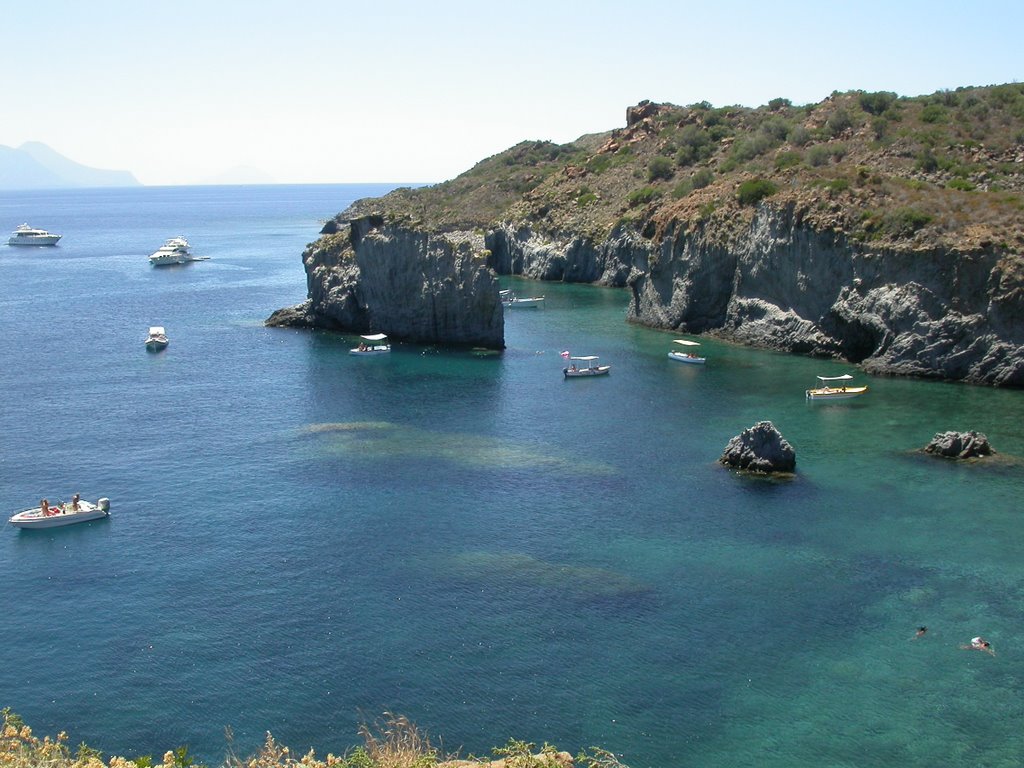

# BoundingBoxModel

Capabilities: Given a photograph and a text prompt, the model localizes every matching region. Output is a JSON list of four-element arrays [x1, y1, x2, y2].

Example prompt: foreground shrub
[[2, 710, 631, 768]]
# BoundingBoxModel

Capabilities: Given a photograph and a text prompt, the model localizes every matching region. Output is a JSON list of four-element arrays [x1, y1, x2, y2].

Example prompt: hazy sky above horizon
[[4, 0, 1021, 186]]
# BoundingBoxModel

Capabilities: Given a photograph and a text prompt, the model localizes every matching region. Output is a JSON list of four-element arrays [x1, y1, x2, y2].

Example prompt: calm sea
[[2, 185, 1023, 768]]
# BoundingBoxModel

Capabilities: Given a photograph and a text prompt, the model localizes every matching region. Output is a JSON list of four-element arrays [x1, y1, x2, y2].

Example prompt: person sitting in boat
[[71, 493, 81, 511]]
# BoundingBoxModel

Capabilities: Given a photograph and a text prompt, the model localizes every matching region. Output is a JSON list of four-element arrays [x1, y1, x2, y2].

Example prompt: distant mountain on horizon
[[0, 142, 141, 189]]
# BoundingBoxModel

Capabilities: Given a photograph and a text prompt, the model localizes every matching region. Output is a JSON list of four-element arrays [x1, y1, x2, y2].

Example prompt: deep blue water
[[2, 185, 1024, 767]]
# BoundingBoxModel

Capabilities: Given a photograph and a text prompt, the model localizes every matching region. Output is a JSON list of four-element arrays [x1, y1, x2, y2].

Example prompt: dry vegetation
[[1, 711, 628, 768], [332, 84, 1024, 258]]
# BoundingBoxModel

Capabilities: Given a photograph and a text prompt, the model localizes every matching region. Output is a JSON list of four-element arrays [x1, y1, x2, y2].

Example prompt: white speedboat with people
[[805, 373, 868, 401], [8, 223, 61, 246], [668, 339, 706, 365], [563, 355, 611, 378], [145, 326, 169, 351], [149, 236, 192, 265], [350, 333, 390, 355], [9, 496, 110, 529], [501, 290, 545, 308]]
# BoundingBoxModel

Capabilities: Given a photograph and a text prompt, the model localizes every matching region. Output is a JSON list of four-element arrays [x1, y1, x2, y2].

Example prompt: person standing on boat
[[40, 498, 49, 515], [71, 493, 81, 511]]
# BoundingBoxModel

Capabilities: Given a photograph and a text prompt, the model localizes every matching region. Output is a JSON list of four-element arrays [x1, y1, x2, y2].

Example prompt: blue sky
[[3, 0, 1021, 185]]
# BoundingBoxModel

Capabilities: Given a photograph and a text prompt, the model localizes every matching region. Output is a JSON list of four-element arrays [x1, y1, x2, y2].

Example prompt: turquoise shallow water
[[2, 185, 1023, 767]]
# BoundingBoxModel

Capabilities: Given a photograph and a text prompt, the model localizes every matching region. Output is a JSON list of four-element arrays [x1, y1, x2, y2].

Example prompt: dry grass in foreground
[[1, 710, 629, 768]]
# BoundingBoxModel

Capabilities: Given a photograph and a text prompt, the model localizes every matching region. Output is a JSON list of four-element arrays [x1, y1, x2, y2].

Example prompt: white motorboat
[[145, 326, 169, 351], [149, 236, 192, 265], [668, 339, 706, 365], [8, 223, 61, 246], [806, 374, 868, 401], [564, 355, 611, 377], [350, 333, 391, 355], [501, 290, 545, 308], [9, 497, 110, 529]]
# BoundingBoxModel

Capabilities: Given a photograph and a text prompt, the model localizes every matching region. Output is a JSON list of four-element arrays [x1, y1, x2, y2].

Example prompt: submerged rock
[[923, 430, 995, 459], [720, 421, 796, 473]]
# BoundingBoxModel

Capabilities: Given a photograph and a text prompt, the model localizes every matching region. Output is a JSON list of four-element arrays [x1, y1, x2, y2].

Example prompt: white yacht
[[8, 223, 61, 246], [149, 237, 192, 266], [145, 326, 169, 351]]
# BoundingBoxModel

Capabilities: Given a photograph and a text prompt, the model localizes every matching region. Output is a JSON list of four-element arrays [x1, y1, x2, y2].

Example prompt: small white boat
[[149, 236, 192, 266], [9, 497, 110, 529], [350, 333, 391, 355], [668, 339, 706, 365], [501, 290, 545, 308], [8, 223, 61, 246], [145, 326, 169, 351], [805, 374, 868, 401], [564, 355, 611, 377]]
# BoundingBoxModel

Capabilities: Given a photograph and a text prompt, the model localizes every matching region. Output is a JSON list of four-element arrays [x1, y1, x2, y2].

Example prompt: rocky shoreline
[[484, 204, 1024, 386], [268, 88, 1024, 387]]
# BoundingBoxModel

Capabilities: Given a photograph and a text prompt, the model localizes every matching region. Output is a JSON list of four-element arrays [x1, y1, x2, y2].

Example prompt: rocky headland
[[268, 215, 503, 348], [270, 84, 1024, 385]]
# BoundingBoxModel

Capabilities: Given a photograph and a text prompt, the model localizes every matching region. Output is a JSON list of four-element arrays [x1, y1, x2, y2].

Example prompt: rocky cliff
[[267, 215, 504, 348], [269, 85, 1024, 385], [485, 203, 1023, 386]]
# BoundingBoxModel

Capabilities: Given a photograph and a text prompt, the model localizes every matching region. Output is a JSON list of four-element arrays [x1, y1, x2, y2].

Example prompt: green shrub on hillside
[[737, 178, 778, 206], [947, 178, 976, 191], [675, 125, 714, 166], [787, 124, 812, 146], [806, 144, 832, 167], [921, 103, 948, 123], [672, 180, 693, 198], [730, 133, 776, 163], [775, 151, 802, 170], [648, 156, 674, 181], [626, 186, 661, 206], [876, 207, 933, 237], [859, 91, 897, 116], [691, 168, 714, 189], [826, 108, 853, 137]]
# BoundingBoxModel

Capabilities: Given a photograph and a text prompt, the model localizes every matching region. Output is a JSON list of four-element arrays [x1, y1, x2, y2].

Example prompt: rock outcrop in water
[[923, 430, 995, 459], [267, 215, 504, 348], [719, 421, 797, 474]]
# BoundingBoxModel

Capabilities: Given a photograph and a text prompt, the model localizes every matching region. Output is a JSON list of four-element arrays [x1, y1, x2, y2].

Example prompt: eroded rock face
[[720, 421, 796, 473], [267, 217, 504, 348], [924, 430, 995, 459], [486, 204, 1024, 386]]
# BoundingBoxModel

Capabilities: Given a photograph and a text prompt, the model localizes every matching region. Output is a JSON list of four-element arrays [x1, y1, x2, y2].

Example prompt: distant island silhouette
[[0, 141, 140, 189]]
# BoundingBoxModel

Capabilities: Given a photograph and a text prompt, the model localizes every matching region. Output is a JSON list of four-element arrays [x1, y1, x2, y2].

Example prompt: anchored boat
[[350, 333, 391, 355], [668, 339, 706, 365], [805, 374, 868, 401], [9, 497, 111, 529], [563, 355, 611, 378]]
